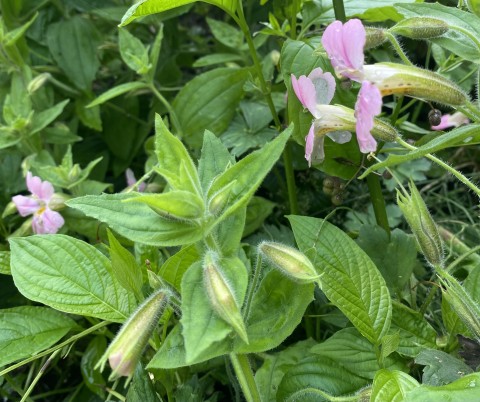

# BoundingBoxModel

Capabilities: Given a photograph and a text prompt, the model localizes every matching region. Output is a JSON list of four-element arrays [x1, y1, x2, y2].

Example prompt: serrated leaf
[[10, 235, 136, 322], [173, 67, 249, 148], [87, 82, 147, 108], [371, 369, 420, 402], [120, 0, 238, 26], [0, 306, 76, 367], [289, 215, 392, 345], [66, 193, 204, 247]]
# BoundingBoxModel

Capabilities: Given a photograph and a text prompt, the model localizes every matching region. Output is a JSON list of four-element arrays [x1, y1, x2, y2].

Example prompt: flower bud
[[208, 180, 236, 215], [364, 27, 387, 49], [397, 182, 443, 267], [203, 252, 249, 344], [96, 289, 168, 381], [259, 242, 318, 283], [389, 17, 449, 39], [27, 73, 51, 94]]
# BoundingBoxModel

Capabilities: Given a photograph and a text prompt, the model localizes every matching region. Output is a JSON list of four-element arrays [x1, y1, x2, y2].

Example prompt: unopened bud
[[48, 193, 69, 211], [259, 242, 318, 283], [389, 17, 448, 39], [68, 164, 82, 182], [397, 182, 443, 266], [208, 180, 236, 215], [203, 253, 249, 344], [365, 27, 387, 49], [27, 73, 51, 94], [96, 289, 168, 381]]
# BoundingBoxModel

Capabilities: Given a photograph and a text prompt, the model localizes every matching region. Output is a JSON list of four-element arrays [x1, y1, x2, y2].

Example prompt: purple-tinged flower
[[291, 68, 351, 165], [125, 168, 146, 192], [431, 112, 469, 131], [12, 172, 64, 234], [322, 19, 366, 82], [355, 82, 382, 153]]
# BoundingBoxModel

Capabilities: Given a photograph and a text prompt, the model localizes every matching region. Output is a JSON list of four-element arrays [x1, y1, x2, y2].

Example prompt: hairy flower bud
[[96, 289, 168, 381], [397, 182, 443, 267], [208, 180, 236, 215], [259, 242, 318, 283], [364, 27, 387, 49], [389, 17, 449, 39], [203, 252, 249, 344]]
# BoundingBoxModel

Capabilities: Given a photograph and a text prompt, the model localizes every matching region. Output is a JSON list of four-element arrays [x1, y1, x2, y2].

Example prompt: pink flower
[[12, 172, 64, 234], [355, 82, 382, 153], [125, 168, 146, 192], [431, 112, 469, 130], [322, 19, 366, 82], [291, 68, 351, 165]]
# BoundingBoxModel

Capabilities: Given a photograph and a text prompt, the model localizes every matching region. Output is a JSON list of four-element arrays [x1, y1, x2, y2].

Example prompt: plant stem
[[149, 83, 184, 138], [243, 252, 262, 321], [332, 0, 346, 22], [385, 32, 413, 65], [366, 172, 391, 237], [283, 143, 299, 214], [229, 354, 261, 402]]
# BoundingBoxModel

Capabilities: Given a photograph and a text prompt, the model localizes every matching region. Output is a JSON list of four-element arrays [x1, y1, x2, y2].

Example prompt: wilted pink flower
[[431, 112, 469, 130], [291, 68, 351, 165], [125, 168, 146, 192], [12, 172, 64, 234], [355, 82, 382, 153]]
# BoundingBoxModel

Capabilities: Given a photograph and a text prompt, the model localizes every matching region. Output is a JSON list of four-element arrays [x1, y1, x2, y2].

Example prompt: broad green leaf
[[10, 235, 136, 322], [395, 3, 480, 62], [311, 328, 405, 380], [206, 17, 243, 49], [46, 16, 101, 91], [107, 229, 143, 298], [465, 264, 480, 301], [234, 269, 314, 353], [193, 53, 243, 68], [126, 364, 159, 402], [3, 12, 38, 47], [405, 372, 480, 401], [126, 191, 205, 220], [362, 124, 480, 177], [66, 193, 204, 247], [289, 215, 392, 345], [415, 349, 473, 386], [0, 306, 76, 367], [80, 336, 107, 399], [243, 196, 275, 237], [181, 257, 248, 363], [120, 0, 238, 26], [154, 115, 201, 195], [87, 82, 147, 108], [371, 369, 420, 402], [118, 29, 151, 75], [0, 251, 10, 275], [208, 126, 291, 223], [197, 130, 234, 191], [158, 245, 199, 291], [214, 206, 246, 256], [173, 67, 249, 148], [75, 95, 102, 131], [277, 355, 368, 402], [390, 301, 437, 357], [29, 100, 69, 135]]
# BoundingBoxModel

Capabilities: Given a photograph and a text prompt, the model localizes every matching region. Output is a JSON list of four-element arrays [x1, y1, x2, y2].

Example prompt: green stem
[[366, 172, 391, 237], [291, 0, 299, 39], [149, 83, 184, 138], [0, 321, 109, 377], [332, 0, 347, 22], [390, 95, 404, 125], [397, 137, 480, 198], [458, 102, 480, 122], [243, 253, 262, 321], [229, 354, 261, 402], [283, 143, 299, 214], [385, 32, 413, 65]]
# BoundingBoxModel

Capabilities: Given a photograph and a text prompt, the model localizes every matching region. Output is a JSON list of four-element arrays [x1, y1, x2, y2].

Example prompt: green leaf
[[154, 115, 201, 195], [193, 53, 243, 68], [173, 67, 249, 148], [148, 24, 164, 81], [158, 245, 199, 291], [208, 126, 291, 222], [390, 301, 437, 357], [126, 364, 159, 402], [206, 17, 243, 49], [107, 229, 143, 298], [10, 235, 136, 322], [46, 16, 101, 91], [181, 257, 248, 363], [415, 349, 473, 386], [311, 328, 405, 380], [3, 12, 38, 47], [395, 3, 480, 63], [244, 196, 275, 237], [405, 372, 480, 401], [289, 215, 392, 345], [67, 193, 204, 247], [29, 100, 69, 135], [0, 251, 10, 275], [120, 0, 238, 26], [214, 206, 246, 256], [277, 355, 368, 402], [87, 82, 147, 108], [0, 306, 76, 367], [371, 369, 420, 402], [118, 29, 151, 75], [80, 336, 107, 399], [76, 95, 102, 131]]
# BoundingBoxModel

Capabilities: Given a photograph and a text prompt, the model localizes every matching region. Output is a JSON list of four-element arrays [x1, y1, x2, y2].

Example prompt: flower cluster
[[12, 172, 64, 234]]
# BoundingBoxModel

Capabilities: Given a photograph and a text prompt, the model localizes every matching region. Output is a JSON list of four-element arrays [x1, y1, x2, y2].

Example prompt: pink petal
[[291, 74, 317, 116], [33, 209, 64, 234], [26, 172, 54, 201], [432, 112, 469, 130], [12, 195, 40, 217], [355, 81, 382, 153], [327, 131, 352, 144], [125, 168, 136, 186], [342, 19, 366, 72], [305, 124, 315, 167], [308, 68, 336, 106]]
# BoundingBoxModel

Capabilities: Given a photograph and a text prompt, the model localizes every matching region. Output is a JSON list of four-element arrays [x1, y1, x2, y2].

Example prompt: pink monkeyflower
[[291, 67, 351, 166], [12, 172, 64, 234], [125, 168, 146, 192], [355, 82, 382, 153], [431, 112, 469, 130]]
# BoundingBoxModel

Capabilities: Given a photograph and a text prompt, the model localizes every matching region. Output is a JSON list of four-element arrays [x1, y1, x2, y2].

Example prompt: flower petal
[[355, 81, 382, 153], [308, 68, 336, 106], [342, 19, 366, 72], [305, 124, 315, 167], [26, 172, 54, 201], [12, 195, 40, 217], [34, 209, 65, 234], [327, 131, 352, 144], [291, 74, 318, 116], [432, 112, 469, 130]]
